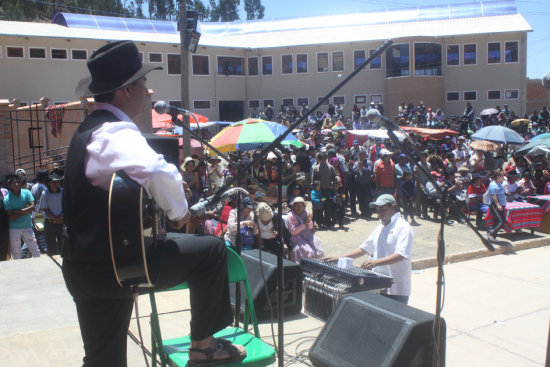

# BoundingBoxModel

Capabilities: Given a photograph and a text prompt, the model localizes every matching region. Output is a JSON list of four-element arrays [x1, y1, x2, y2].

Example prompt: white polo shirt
[[360, 212, 413, 296]]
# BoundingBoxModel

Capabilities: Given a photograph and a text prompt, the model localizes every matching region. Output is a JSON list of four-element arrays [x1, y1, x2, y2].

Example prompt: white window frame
[[263, 99, 274, 108], [504, 89, 519, 100], [148, 52, 163, 63], [487, 89, 501, 101], [353, 49, 366, 70], [247, 56, 259, 76], [463, 43, 477, 66], [333, 96, 346, 106], [0, 47, 2, 58], [413, 41, 443, 77], [463, 90, 478, 101], [504, 40, 520, 64], [370, 94, 383, 104], [354, 95, 367, 105], [281, 54, 293, 75], [28, 47, 47, 60], [191, 54, 210, 76], [331, 51, 344, 72], [248, 100, 260, 109], [261, 55, 273, 76], [385, 43, 410, 79], [281, 97, 294, 107], [446, 44, 460, 67], [296, 53, 308, 74], [6, 45, 24, 59], [193, 100, 212, 110], [167, 53, 181, 75], [446, 91, 461, 102], [297, 97, 309, 107], [317, 96, 330, 106], [368, 49, 382, 70], [70, 49, 88, 61], [487, 41, 501, 65], [316, 52, 329, 73], [217, 55, 245, 77], [51, 48, 68, 60]]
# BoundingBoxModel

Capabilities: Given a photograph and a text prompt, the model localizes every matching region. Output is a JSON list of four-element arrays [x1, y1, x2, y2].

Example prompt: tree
[[189, 0, 210, 21], [209, 0, 239, 22], [244, 0, 263, 20]]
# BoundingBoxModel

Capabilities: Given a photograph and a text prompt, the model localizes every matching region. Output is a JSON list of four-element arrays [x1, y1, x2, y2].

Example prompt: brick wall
[[526, 78, 549, 114]]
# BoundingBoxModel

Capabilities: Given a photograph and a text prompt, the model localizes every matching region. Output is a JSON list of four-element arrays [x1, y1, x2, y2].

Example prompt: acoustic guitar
[[108, 171, 166, 288]]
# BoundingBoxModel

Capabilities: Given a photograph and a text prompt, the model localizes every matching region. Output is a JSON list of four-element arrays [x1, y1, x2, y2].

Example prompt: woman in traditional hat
[[287, 196, 324, 264], [181, 156, 199, 206]]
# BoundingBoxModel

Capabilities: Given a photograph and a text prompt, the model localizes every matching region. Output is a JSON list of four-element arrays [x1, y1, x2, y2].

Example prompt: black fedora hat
[[75, 40, 162, 97]]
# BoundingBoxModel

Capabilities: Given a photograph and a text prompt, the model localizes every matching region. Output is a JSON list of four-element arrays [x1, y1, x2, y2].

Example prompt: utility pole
[[179, 0, 191, 158]]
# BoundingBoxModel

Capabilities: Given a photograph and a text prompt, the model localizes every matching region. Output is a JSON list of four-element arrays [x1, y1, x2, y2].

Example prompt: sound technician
[[324, 194, 413, 304], [62, 40, 245, 367]]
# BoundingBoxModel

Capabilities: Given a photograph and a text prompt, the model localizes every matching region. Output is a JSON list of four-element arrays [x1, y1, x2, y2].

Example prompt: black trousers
[[356, 182, 372, 218], [45, 221, 63, 256], [62, 234, 233, 367], [488, 202, 506, 237]]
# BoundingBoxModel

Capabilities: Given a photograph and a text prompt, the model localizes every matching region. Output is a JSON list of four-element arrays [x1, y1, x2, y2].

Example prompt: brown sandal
[[188, 338, 246, 367]]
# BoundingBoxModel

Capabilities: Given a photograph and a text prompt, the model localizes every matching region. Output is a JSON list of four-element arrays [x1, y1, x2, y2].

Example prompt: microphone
[[189, 187, 249, 217], [154, 101, 192, 116], [366, 108, 403, 133]]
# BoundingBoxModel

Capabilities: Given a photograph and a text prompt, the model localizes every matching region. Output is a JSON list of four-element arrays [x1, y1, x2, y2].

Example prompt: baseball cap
[[379, 149, 392, 157], [369, 194, 396, 208], [241, 197, 254, 208]]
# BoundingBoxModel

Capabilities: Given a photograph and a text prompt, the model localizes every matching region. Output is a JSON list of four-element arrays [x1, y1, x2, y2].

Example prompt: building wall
[[0, 29, 528, 122]]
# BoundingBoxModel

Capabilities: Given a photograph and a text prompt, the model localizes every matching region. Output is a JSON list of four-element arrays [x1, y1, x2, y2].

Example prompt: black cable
[[131, 288, 150, 367]]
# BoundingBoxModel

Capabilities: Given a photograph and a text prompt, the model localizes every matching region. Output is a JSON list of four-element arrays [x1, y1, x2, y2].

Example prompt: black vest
[[62, 110, 119, 263]]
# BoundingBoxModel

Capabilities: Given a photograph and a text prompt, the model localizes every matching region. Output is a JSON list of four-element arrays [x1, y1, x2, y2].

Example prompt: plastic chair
[[149, 247, 276, 367]]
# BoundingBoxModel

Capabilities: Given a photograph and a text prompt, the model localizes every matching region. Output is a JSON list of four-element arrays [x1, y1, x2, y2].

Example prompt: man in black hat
[[63, 40, 245, 366]]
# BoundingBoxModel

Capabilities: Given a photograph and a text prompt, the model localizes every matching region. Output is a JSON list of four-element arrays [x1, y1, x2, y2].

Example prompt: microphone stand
[[380, 117, 494, 367]]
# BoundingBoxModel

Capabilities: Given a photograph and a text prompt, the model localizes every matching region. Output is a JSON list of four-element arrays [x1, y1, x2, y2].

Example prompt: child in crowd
[[256, 202, 280, 255], [329, 177, 345, 228], [310, 181, 324, 228], [400, 171, 417, 225]]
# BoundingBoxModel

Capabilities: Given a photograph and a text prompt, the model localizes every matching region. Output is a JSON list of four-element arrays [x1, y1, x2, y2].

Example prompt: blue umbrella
[[471, 126, 524, 145], [530, 133, 550, 141]]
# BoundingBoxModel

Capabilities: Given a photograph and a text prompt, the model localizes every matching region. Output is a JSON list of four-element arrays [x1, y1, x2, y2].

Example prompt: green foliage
[[244, 0, 263, 20], [209, 0, 239, 22]]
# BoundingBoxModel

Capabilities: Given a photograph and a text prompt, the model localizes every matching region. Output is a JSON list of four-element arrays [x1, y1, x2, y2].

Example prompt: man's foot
[[189, 337, 246, 367], [486, 233, 496, 242]]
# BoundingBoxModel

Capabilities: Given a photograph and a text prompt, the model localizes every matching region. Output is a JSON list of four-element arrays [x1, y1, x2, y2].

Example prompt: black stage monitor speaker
[[144, 134, 180, 167], [231, 249, 302, 321], [310, 291, 446, 367]]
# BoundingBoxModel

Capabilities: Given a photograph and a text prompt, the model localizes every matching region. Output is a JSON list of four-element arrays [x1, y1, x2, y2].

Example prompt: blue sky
[[237, 0, 549, 79]]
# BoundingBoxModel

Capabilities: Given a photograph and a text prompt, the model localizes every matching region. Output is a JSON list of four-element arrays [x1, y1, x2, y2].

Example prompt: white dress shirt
[[85, 102, 188, 220]]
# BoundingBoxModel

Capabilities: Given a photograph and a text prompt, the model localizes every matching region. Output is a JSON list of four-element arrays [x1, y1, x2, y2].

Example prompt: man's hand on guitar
[[168, 213, 190, 230]]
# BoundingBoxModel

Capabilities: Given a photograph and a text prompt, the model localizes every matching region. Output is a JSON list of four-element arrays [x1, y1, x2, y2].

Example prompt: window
[[333, 96, 345, 105], [167, 54, 181, 74], [464, 91, 477, 101], [386, 44, 409, 78], [217, 56, 244, 76], [355, 95, 367, 104], [192, 55, 209, 75], [193, 100, 211, 109], [353, 50, 365, 69], [29, 48, 46, 59], [6, 46, 24, 58], [297, 97, 309, 107], [505, 41, 518, 63], [332, 51, 344, 72], [149, 52, 162, 63], [446, 92, 460, 101], [282, 54, 293, 74], [263, 99, 274, 108], [488, 90, 501, 100], [71, 49, 87, 60], [463, 44, 476, 65], [168, 100, 183, 108], [249, 100, 260, 109], [51, 49, 67, 59], [447, 45, 459, 66], [487, 42, 500, 64], [248, 57, 258, 75], [317, 52, 329, 72], [317, 96, 329, 105], [296, 54, 307, 73], [414, 43, 442, 76], [139, 52, 143, 62], [505, 89, 519, 99], [369, 49, 381, 69], [262, 56, 272, 75], [370, 95, 383, 104], [282, 98, 293, 106]]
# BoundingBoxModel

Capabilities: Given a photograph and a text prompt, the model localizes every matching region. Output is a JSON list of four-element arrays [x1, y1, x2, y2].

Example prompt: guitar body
[[108, 171, 165, 288]]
